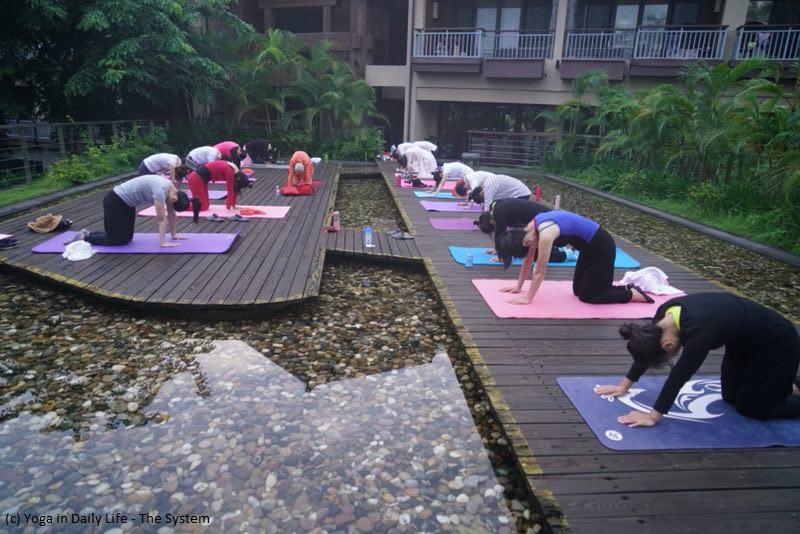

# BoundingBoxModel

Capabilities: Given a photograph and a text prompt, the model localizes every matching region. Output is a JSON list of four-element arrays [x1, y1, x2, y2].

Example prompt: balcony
[[734, 26, 800, 64], [412, 29, 484, 73], [561, 29, 634, 80], [411, 28, 554, 77], [483, 31, 554, 79], [630, 26, 728, 77]]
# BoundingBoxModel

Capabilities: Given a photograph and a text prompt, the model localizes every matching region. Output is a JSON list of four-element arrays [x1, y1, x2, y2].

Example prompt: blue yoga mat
[[414, 191, 458, 199], [557, 376, 800, 450], [448, 246, 640, 268]]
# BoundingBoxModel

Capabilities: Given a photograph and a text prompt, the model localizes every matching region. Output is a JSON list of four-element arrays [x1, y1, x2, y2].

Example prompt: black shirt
[[492, 198, 565, 262], [626, 293, 790, 414]]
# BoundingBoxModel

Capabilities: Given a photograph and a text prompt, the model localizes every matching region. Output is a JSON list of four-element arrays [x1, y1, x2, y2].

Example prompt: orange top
[[287, 151, 313, 186]]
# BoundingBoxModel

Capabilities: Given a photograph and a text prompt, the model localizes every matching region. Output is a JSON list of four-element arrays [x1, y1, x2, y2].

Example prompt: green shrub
[[688, 181, 726, 212], [272, 130, 316, 157], [46, 156, 94, 185], [320, 127, 384, 161]]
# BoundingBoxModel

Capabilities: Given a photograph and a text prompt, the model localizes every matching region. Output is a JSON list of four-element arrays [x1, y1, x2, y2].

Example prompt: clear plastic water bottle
[[465, 251, 474, 268], [364, 226, 374, 248], [434, 345, 448, 360], [275, 185, 281, 196], [554, 194, 561, 209]]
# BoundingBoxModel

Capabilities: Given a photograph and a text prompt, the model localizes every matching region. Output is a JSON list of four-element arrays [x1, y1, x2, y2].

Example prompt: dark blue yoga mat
[[557, 376, 800, 450], [448, 246, 640, 268]]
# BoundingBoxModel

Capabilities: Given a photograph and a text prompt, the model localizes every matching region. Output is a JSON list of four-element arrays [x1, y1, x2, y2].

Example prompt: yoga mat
[[429, 218, 477, 231], [399, 179, 455, 190], [182, 189, 227, 200], [414, 191, 457, 199], [449, 246, 640, 268], [420, 201, 482, 213], [33, 232, 238, 254], [138, 205, 290, 219], [472, 279, 682, 319], [557, 375, 800, 450]]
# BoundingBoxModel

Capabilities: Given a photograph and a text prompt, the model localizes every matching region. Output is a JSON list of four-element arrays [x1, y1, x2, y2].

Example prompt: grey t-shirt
[[114, 175, 171, 208]]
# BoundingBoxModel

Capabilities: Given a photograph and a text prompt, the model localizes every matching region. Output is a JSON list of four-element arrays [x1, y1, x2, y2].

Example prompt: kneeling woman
[[287, 151, 314, 186], [462, 174, 532, 211], [72, 175, 191, 247], [496, 210, 652, 305], [186, 160, 250, 220], [477, 198, 566, 263], [399, 146, 437, 179], [596, 293, 800, 426]]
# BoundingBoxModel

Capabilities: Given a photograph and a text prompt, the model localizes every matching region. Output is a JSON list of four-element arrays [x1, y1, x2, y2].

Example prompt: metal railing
[[467, 130, 600, 166], [634, 26, 727, 60], [484, 30, 554, 59], [0, 119, 168, 189], [564, 29, 636, 59], [413, 29, 484, 58], [734, 26, 800, 60]]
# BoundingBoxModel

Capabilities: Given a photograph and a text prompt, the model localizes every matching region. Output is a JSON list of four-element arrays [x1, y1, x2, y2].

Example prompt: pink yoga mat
[[138, 205, 290, 219], [32, 232, 238, 254], [429, 218, 477, 231], [420, 201, 482, 213], [398, 178, 456, 190], [472, 279, 683, 319], [182, 189, 227, 200]]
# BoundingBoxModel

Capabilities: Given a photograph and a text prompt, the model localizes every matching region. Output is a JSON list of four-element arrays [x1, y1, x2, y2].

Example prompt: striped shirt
[[481, 174, 531, 209]]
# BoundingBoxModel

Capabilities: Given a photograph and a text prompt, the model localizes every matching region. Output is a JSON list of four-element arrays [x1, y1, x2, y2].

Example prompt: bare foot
[[792, 383, 800, 397]]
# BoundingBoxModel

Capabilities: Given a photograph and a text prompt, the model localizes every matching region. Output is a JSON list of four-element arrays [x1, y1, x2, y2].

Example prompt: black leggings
[[572, 227, 631, 304], [86, 191, 136, 246], [721, 320, 800, 419]]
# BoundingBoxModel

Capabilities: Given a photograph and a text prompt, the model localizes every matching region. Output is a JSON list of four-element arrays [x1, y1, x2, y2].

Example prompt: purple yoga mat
[[558, 376, 800, 450], [182, 189, 227, 200], [33, 232, 238, 254], [429, 218, 478, 230], [420, 201, 482, 213]]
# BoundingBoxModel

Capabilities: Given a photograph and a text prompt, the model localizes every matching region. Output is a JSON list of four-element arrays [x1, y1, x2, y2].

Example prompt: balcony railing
[[484, 31, 554, 59], [634, 26, 727, 60], [564, 29, 636, 59], [734, 26, 800, 60], [467, 130, 600, 166], [413, 29, 483, 58]]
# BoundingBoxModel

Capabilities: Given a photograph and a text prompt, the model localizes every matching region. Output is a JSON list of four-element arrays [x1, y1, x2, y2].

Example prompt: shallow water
[[0, 260, 544, 532], [335, 178, 405, 232]]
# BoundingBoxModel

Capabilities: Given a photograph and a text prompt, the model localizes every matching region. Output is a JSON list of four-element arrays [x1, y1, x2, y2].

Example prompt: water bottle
[[332, 211, 340, 232], [465, 251, 474, 268], [275, 185, 281, 196], [554, 194, 561, 209], [534, 186, 542, 201], [364, 226, 374, 248]]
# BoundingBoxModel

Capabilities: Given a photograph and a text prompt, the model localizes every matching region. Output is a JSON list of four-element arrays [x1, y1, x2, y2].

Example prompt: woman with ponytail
[[496, 209, 653, 305], [596, 293, 800, 427], [185, 160, 251, 220]]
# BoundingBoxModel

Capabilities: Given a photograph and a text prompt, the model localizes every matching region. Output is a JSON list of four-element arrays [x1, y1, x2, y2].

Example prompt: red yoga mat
[[138, 205, 290, 219], [32, 232, 238, 254], [472, 279, 683, 319]]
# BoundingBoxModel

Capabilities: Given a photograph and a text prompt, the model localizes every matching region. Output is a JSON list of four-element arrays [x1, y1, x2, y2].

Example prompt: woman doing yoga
[[477, 198, 567, 263], [496, 210, 652, 305], [595, 293, 800, 426], [186, 160, 250, 221], [461, 173, 531, 210]]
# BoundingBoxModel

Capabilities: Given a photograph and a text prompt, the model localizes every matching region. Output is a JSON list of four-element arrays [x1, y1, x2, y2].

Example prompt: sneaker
[[228, 214, 249, 222], [387, 228, 403, 238], [63, 229, 89, 245], [206, 214, 223, 222], [390, 232, 414, 240]]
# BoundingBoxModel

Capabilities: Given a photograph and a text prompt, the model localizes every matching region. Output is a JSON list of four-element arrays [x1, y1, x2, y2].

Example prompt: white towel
[[63, 240, 95, 262], [619, 267, 682, 295]]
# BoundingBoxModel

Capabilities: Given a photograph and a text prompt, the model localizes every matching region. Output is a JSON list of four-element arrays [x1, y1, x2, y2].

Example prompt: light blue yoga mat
[[448, 246, 640, 268], [414, 191, 457, 199], [558, 376, 800, 450]]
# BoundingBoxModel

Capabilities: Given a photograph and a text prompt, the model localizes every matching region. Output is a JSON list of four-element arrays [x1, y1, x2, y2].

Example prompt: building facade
[[238, 1, 800, 160]]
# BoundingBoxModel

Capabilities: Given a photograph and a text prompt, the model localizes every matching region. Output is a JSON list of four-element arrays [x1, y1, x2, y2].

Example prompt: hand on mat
[[618, 410, 658, 428], [508, 296, 532, 305], [499, 286, 521, 294], [160, 242, 180, 248], [594, 384, 629, 397], [489, 256, 501, 263], [171, 234, 188, 240], [484, 248, 496, 254]]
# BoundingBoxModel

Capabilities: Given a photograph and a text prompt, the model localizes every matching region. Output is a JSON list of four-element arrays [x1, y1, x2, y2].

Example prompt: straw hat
[[27, 213, 63, 234]]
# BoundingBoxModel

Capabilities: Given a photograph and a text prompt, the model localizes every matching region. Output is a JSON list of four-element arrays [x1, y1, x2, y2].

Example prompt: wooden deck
[[325, 227, 422, 262], [0, 164, 339, 312], [376, 160, 800, 533]]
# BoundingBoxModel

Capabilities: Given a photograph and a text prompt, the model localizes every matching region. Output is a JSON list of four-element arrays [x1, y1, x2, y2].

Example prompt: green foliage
[[319, 128, 385, 162], [272, 130, 316, 157]]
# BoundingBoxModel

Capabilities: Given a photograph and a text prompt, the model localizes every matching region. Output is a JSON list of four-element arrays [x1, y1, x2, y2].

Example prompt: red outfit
[[187, 160, 239, 210], [214, 141, 240, 161], [286, 151, 313, 186]]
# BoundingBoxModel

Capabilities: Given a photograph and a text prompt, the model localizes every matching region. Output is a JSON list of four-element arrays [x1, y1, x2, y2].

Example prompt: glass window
[[476, 0, 499, 30], [524, 1, 553, 30], [274, 7, 323, 33], [641, 4, 668, 27], [615, 4, 640, 29], [500, 0, 523, 31], [332, 0, 351, 32], [583, 4, 612, 29], [747, 1, 772, 24], [772, 0, 800, 24], [672, 2, 700, 25]]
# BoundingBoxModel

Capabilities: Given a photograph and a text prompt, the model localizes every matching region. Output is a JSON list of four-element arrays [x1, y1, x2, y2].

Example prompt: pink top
[[214, 141, 240, 159]]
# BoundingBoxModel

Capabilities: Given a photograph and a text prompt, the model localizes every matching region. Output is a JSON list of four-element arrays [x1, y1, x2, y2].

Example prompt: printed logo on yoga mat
[[601, 379, 725, 423]]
